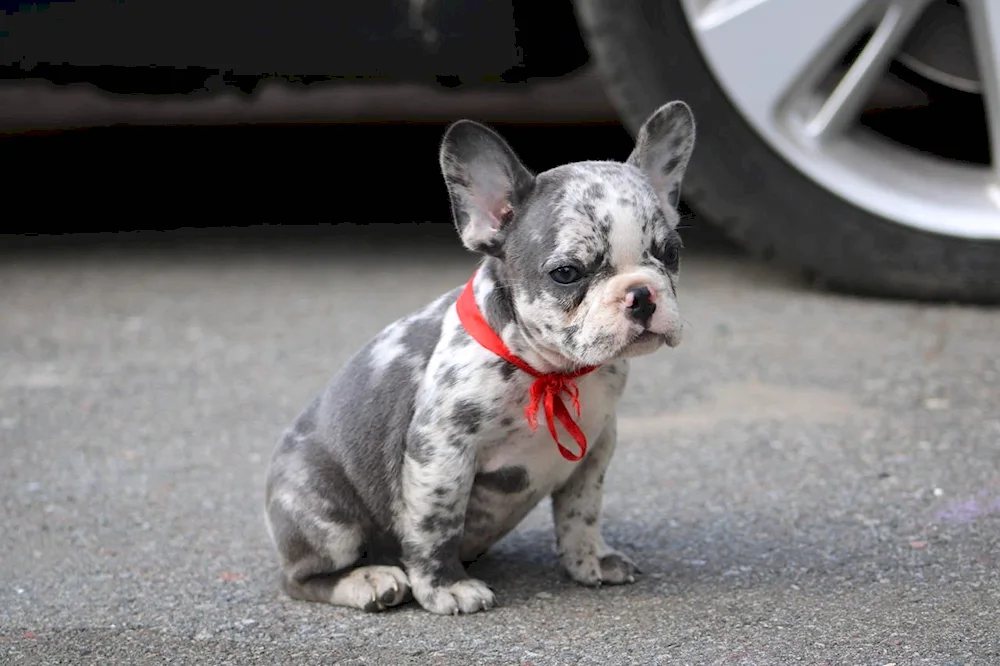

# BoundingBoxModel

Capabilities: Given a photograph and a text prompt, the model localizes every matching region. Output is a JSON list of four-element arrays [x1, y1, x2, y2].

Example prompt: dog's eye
[[660, 245, 680, 269], [549, 266, 583, 284]]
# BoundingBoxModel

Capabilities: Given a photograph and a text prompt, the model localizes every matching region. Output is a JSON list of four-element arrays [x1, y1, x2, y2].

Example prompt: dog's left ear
[[627, 101, 696, 214], [440, 120, 534, 256]]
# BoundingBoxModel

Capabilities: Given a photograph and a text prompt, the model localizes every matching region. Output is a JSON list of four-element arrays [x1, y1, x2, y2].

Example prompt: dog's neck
[[472, 258, 587, 375]]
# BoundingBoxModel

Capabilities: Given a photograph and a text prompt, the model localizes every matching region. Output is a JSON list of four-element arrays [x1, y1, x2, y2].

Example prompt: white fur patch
[[607, 202, 646, 269], [369, 320, 409, 378], [319, 518, 364, 567]]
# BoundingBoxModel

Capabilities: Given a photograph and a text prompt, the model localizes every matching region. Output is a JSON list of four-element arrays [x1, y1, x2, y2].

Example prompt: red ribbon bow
[[456, 271, 599, 462]]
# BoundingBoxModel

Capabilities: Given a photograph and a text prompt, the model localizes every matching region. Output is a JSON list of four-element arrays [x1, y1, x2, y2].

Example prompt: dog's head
[[440, 102, 696, 368]]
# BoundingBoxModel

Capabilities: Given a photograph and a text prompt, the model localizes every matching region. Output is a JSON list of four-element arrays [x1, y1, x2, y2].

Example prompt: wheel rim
[[678, 0, 1000, 240]]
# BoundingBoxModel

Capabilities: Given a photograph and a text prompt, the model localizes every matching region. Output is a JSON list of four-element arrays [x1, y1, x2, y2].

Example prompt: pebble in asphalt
[[1, 223, 998, 665]]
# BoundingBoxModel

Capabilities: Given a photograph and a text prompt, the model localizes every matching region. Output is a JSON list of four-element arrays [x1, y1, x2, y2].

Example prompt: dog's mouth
[[622, 327, 681, 355], [633, 330, 664, 345], [617, 330, 666, 358]]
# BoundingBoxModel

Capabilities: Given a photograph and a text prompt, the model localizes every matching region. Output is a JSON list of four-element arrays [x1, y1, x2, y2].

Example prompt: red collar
[[456, 270, 599, 462]]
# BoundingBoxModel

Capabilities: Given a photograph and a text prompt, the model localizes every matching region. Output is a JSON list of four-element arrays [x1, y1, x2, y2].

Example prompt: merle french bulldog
[[264, 101, 696, 615]]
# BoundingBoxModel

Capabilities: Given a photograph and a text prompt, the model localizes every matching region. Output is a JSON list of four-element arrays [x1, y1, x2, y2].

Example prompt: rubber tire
[[573, 0, 1000, 303]]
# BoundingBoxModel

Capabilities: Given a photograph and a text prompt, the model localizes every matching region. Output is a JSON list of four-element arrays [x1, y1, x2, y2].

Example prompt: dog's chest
[[458, 363, 627, 559], [476, 370, 619, 484]]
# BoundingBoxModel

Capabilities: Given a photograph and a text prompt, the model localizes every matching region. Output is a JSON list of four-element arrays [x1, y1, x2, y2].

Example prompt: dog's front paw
[[563, 549, 640, 587], [412, 578, 497, 615]]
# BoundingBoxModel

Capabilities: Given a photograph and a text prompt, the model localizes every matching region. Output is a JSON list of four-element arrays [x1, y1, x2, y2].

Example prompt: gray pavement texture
[[2, 224, 999, 666]]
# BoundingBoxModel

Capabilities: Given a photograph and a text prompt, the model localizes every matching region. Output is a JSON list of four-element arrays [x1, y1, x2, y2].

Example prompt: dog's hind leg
[[266, 493, 411, 611]]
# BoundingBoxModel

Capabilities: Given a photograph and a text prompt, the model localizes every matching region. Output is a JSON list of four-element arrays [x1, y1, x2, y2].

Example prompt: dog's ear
[[627, 101, 696, 214], [440, 120, 534, 256]]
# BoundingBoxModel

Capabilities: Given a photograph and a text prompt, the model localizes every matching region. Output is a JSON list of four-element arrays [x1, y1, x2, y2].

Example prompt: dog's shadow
[[442, 500, 929, 611], [464, 530, 565, 601]]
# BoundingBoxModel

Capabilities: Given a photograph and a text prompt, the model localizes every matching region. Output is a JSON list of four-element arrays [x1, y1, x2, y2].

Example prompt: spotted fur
[[265, 101, 696, 615]]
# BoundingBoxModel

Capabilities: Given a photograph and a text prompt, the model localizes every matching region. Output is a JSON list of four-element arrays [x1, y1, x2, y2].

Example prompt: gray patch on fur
[[475, 465, 530, 494]]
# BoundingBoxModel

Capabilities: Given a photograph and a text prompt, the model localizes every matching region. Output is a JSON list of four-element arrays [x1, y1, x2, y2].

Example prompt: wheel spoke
[[804, 1, 930, 141], [964, 0, 1000, 178], [685, 0, 880, 126]]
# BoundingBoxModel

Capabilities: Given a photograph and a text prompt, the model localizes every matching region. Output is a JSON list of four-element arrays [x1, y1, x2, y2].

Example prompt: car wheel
[[574, 0, 1000, 302]]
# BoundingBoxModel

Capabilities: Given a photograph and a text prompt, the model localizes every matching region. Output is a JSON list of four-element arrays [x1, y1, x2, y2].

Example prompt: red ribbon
[[456, 271, 599, 462]]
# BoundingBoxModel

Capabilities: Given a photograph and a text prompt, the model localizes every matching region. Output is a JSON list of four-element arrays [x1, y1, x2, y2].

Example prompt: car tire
[[573, 0, 1000, 303]]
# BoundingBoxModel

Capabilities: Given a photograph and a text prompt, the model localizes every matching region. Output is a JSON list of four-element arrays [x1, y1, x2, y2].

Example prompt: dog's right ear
[[439, 120, 534, 256]]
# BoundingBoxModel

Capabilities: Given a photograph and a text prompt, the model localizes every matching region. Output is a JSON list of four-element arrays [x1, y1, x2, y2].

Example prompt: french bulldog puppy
[[264, 100, 696, 615]]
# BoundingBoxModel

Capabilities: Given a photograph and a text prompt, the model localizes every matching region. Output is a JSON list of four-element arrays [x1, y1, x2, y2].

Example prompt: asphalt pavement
[[2, 223, 999, 666]]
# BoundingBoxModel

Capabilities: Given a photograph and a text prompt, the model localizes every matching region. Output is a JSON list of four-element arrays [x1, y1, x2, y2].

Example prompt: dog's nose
[[625, 285, 656, 326]]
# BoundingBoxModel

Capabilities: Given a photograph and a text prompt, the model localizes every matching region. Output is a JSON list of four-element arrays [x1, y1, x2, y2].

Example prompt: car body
[[3, 0, 998, 302]]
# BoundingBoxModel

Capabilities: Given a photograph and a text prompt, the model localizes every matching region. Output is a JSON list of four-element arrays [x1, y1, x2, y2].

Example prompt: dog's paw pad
[[414, 578, 496, 615], [599, 552, 640, 585]]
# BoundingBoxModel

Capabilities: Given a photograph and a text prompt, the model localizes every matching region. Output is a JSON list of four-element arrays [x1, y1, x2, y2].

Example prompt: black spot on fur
[[575, 201, 597, 221], [438, 365, 459, 388], [475, 465, 530, 494], [496, 360, 518, 382], [420, 512, 464, 535], [451, 400, 484, 435], [584, 182, 606, 201]]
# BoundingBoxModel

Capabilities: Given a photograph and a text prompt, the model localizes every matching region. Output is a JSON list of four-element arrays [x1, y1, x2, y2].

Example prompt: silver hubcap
[[679, 0, 1000, 240]]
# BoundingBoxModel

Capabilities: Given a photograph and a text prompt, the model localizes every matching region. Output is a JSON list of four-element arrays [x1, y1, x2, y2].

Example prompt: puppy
[[264, 101, 696, 615]]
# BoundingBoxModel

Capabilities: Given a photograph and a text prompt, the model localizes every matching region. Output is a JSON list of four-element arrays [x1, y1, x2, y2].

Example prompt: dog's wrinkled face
[[501, 162, 684, 366], [440, 102, 696, 368]]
